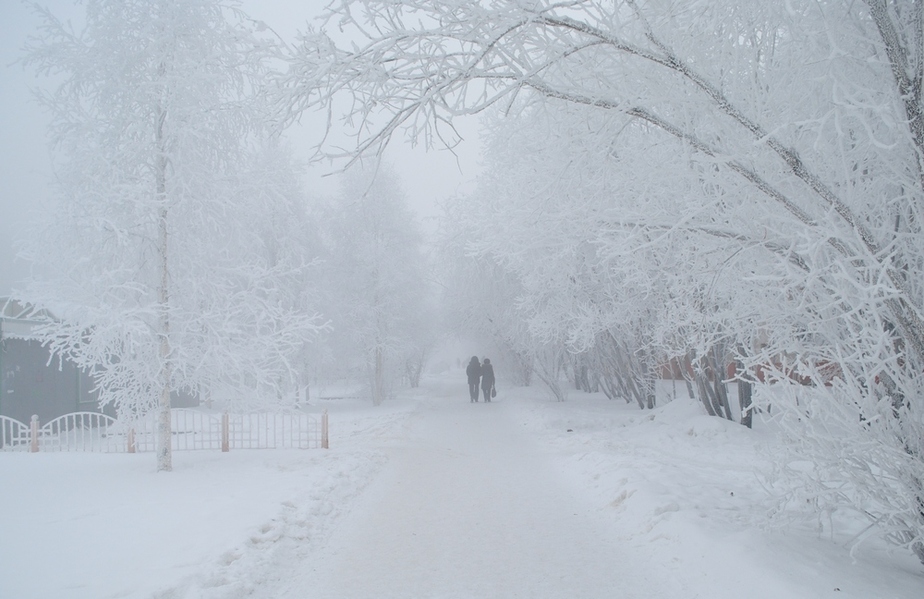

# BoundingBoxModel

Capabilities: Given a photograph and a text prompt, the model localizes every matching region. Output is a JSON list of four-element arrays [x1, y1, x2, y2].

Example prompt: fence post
[[321, 409, 329, 449], [221, 412, 230, 452], [127, 428, 136, 453], [30, 415, 39, 453]]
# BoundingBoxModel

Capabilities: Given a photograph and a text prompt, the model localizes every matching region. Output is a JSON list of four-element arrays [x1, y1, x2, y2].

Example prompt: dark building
[[1, 298, 199, 425], [1, 298, 103, 424]]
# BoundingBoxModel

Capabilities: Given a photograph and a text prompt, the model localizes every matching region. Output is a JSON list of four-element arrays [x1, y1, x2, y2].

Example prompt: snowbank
[[504, 382, 923, 598]]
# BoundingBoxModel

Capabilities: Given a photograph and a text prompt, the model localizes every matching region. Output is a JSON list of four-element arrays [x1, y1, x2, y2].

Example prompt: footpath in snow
[[260, 385, 676, 599], [238, 375, 922, 599]]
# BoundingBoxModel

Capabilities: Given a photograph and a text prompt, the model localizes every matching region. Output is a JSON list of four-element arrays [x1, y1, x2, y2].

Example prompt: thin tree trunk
[[702, 344, 733, 421], [639, 350, 656, 409], [156, 196, 172, 471], [683, 352, 697, 401], [736, 356, 753, 429], [715, 384, 732, 420], [155, 102, 172, 472], [695, 372, 717, 417], [738, 377, 753, 428]]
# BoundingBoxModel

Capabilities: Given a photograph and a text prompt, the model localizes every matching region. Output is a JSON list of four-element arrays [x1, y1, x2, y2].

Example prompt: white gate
[[39, 412, 124, 452], [0, 415, 31, 451], [0, 413, 124, 452]]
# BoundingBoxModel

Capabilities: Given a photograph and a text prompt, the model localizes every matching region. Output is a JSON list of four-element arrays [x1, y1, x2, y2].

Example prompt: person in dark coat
[[480, 358, 495, 402], [466, 356, 481, 402]]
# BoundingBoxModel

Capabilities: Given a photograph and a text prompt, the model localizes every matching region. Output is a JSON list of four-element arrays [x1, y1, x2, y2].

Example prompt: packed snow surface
[[1, 373, 921, 598]]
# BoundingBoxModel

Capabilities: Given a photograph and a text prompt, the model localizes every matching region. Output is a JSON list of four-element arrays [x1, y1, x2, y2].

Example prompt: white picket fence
[[0, 409, 328, 453]]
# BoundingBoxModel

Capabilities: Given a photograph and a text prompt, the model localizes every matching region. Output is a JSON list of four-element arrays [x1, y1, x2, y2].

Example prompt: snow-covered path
[[267, 390, 671, 598]]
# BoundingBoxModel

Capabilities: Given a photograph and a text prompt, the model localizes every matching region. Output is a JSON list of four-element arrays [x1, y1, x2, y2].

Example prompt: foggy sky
[[0, 0, 481, 296]]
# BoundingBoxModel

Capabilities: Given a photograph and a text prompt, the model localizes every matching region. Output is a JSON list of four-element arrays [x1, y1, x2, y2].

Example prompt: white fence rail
[[39, 412, 123, 453], [0, 409, 327, 453], [130, 410, 323, 452], [0, 415, 32, 451], [231, 413, 320, 450], [130, 410, 224, 452]]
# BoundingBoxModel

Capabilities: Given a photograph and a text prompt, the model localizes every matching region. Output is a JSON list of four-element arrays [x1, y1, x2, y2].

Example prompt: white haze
[[1, 0, 923, 594], [0, 0, 481, 296]]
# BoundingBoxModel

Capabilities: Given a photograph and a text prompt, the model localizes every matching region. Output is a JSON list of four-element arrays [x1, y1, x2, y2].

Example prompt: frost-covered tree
[[320, 164, 431, 405], [284, 0, 924, 561], [401, 291, 439, 388], [438, 199, 539, 387], [21, 0, 326, 471], [468, 100, 775, 416]]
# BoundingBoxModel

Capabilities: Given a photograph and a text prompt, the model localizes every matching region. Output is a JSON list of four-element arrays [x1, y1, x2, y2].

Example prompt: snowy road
[[263, 390, 673, 599]]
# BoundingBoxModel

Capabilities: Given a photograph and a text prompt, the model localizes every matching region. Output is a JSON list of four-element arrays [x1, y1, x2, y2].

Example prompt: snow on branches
[[284, 0, 924, 561], [22, 0, 327, 470]]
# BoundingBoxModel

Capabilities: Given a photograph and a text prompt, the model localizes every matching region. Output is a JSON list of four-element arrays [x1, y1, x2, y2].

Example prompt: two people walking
[[466, 356, 496, 402]]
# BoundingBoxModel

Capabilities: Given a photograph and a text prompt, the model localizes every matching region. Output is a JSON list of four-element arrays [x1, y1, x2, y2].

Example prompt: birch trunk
[[155, 104, 172, 472]]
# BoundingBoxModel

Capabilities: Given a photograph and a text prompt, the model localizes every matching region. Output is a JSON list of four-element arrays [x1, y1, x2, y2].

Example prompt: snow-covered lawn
[[1, 374, 921, 598], [511, 382, 923, 598], [0, 398, 415, 599]]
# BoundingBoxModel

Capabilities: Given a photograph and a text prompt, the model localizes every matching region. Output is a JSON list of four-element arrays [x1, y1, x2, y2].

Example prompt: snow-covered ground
[[1, 373, 921, 598]]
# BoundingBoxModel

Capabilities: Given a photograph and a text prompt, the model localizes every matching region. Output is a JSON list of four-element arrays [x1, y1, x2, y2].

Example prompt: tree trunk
[[155, 101, 172, 472], [736, 356, 753, 429], [405, 348, 425, 388], [156, 204, 172, 471], [709, 345, 733, 420], [683, 352, 696, 400], [738, 377, 753, 429], [695, 371, 717, 417], [638, 350, 656, 409]]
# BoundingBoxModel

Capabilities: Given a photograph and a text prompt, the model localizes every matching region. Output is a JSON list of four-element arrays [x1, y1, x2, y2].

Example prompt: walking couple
[[466, 356, 496, 402]]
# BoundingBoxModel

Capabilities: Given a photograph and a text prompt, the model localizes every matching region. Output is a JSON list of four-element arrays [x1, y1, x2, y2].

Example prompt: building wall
[[1, 302, 200, 423], [1, 337, 199, 424], [0, 338, 99, 424]]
